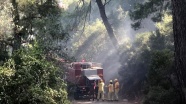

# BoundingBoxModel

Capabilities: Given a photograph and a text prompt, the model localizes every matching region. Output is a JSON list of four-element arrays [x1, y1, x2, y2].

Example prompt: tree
[[95, 0, 119, 48], [0, 0, 13, 64], [118, 11, 174, 101], [11, 0, 22, 52], [71, 19, 109, 61], [74, 0, 119, 48], [0, 43, 69, 104], [171, 0, 186, 103], [129, 0, 186, 103], [143, 50, 177, 104], [0, 0, 75, 103], [6, 0, 72, 61], [130, 0, 171, 30]]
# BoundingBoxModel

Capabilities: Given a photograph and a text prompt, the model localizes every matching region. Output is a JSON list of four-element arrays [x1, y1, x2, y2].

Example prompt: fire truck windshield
[[81, 64, 91, 69]]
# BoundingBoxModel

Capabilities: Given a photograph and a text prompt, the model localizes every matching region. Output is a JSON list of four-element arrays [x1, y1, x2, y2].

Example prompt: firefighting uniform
[[114, 80, 119, 100], [97, 81, 104, 100], [108, 82, 114, 100]]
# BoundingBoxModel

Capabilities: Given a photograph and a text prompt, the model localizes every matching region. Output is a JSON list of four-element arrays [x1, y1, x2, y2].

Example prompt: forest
[[0, 0, 186, 104]]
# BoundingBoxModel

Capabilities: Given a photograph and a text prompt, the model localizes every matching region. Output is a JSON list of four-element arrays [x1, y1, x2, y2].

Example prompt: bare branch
[[96, 0, 119, 48], [81, 1, 91, 32], [104, 0, 112, 6]]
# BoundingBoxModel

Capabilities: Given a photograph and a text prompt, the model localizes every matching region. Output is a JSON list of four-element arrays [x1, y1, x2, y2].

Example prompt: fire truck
[[66, 62, 104, 100]]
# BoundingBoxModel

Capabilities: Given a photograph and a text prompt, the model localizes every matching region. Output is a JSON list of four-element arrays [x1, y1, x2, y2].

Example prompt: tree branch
[[104, 0, 112, 6], [96, 0, 119, 49]]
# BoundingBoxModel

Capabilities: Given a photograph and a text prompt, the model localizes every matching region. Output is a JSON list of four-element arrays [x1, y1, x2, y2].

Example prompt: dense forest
[[0, 0, 186, 104]]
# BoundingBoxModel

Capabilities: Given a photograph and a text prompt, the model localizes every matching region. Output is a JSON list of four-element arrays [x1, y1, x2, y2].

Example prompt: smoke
[[65, 0, 156, 85], [100, 49, 121, 84]]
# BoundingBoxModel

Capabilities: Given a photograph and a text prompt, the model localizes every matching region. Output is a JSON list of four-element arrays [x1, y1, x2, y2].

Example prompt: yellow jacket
[[98, 82, 104, 91], [115, 81, 119, 91], [108, 84, 114, 92]]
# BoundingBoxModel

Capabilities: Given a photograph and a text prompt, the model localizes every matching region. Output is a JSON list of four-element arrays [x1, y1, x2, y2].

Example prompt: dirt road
[[71, 100, 139, 104]]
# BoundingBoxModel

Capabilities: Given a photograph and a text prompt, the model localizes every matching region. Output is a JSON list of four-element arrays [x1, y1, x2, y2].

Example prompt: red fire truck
[[66, 62, 104, 100]]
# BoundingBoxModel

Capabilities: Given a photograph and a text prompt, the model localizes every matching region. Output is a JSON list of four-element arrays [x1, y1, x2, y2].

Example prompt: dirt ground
[[71, 99, 140, 104]]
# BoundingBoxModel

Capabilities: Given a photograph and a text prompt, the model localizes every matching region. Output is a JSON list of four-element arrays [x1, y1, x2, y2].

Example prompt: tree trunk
[[172, 0, 186, 103], [11, 0, 21, 52], [96, 0, 119, 49]]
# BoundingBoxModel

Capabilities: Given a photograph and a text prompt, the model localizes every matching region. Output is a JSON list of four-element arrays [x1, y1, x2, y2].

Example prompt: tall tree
[[130, 0, 171, 30], [96, 0, 119, 48], [130, 0, 186, 103], [11, 0, 21, 52], [171, 0, 186, 104]]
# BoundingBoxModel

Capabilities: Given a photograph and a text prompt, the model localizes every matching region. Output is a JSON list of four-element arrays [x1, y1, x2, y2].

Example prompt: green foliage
[[118, 31, 152, 99], [129, 0, 171, 29], [0, 43, 69, 104], [0, 50, 9, 65], [130, 0, 163, 20], [0, 0, 13, 62], [149, 31, 165, 51], [0, 0, 71, 57], [71, 19, 109, 61], [143, 50, 178, 104], [156, 13, 172, 36], [143, 86, 177, 104], [108, 5, 128, 29], [148, 50, 173, 87], [156, 13, 173, 50], [119, 12, 173, 100]]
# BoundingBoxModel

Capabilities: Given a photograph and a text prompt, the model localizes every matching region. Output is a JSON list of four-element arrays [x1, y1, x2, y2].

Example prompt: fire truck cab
[[66, 62, 104, 100]]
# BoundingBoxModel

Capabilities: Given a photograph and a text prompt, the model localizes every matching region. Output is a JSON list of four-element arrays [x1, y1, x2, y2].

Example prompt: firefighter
[[97, 79, 104, 101], [89, 80, 96, 101], [94, 80, 98, 100], [108, 80, 114, 101], [114, 78, 119, 101], [93, 80, 98, 101]]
